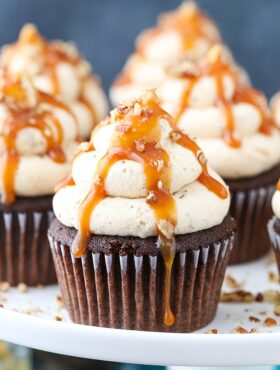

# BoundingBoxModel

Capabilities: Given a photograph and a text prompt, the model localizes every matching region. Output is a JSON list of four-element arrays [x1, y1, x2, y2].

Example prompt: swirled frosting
[[158, 45, 280, 179], [272, 180, 280, 219], [53, 91, 230, 327], [54, 91, 229, 242], [110, 2, 249, 106], [0, 24, 108, 139], [0, 72, 82, 204]]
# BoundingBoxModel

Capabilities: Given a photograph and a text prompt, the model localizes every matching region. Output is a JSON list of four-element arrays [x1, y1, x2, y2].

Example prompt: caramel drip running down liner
[[59, 93, 227, 327]]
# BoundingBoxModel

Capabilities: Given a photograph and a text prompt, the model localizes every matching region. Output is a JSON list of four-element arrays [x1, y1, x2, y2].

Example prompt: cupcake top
[[54, 91, 230, 252], [0, 71, 81, 204], [158, 45, 280, 179], [0, 24, 108, 139], [110, 1, 223, 104], [272, 180, 280, 219]]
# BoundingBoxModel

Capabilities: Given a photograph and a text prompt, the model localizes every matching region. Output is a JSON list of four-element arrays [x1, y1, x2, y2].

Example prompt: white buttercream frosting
[[0, 24, 108, 139], [0, 73, 81, 202], [158, 47, 280, 179], [53, 92, 230, 238], [272, 188, 280, 219]]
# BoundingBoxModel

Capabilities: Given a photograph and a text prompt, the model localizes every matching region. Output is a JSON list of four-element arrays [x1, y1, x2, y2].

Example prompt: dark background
[[0, 0, 279, 97]]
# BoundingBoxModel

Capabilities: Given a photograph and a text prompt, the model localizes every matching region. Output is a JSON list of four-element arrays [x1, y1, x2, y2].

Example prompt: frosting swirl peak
[[158, 45, 280, 179]]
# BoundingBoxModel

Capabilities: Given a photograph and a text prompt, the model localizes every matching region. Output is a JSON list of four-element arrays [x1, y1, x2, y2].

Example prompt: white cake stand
[[0, 255, 279, 367]]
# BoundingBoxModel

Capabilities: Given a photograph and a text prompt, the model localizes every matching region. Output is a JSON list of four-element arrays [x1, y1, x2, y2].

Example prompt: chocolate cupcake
[[268, 180, 280, 274], [158, 45, 280, 264], [0, 24, 108, 139], [49, 91, 235, 332], [110, 2, 249, 106], [0, 71, 85, 285]]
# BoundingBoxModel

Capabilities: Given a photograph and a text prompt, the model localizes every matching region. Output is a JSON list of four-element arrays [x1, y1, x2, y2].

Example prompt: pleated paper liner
[[229, 185, 275, 265], [268, 217, 280, 275], [49, 233, 234, 333], [0, 209, 57, 286]]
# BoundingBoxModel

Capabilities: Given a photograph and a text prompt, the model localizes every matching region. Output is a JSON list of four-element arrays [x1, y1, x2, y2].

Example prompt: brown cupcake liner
[[49, 233, 234, 332], [229, 185, 274, 265], [268, 217, 280, 275], [0, 210, 57, 286]]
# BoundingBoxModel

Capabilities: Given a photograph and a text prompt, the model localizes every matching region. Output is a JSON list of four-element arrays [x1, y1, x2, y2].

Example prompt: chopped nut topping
[[220, 290, 254, 303], [79, 142, 91, 152], [157, 180, 163, 190], [249, 316, 260, 323], [255, 293, 264, 302], [249, 328, 258, 333], [154, 159, 164, 172], [268, 271, 279, 283], [263, 290, 280, 304], [17, 283, 28, 293], [158, 220, 175, 239], [146, 192, 157, 204], [207, 45, 223, 65], [170, 60, 199, 79], [133, 102, 142, 116], [135, 139, 146, 152], [274, 304, 280, 316], [0, 282, 10, 293], [170, 131, 181, 142], [115, 124, 130, 134], [155, 142, 161, 149], [231, 326, 248, 334], [206, 329, 218, 334], [56, 295, 64, 310], [264, 317, 277, 327], [225, 275, 243, 289]]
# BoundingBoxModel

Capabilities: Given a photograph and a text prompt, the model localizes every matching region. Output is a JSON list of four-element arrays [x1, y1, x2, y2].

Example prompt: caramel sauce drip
[[3, 25, 92, 101], [176, 45, 274, 148], [277, 179, 280, 191], [0, 75, 72, 204], [69, 93, 228, 326]]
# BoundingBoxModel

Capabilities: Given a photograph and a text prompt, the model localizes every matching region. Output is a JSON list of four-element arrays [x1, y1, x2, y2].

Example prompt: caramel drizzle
[[3, 25, 97, 130], [277, 179, 280, 191], [70, 95, 227, 326], [115, 4, 218, 88], [137, 3, 218, 56], [176, 47, 274, 148], [0, 77, 73, 204]]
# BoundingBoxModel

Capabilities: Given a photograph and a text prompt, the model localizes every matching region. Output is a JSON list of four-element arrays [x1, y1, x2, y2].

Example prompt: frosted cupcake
[[268, 181, 280, 274], [0, 24, 108, 139], [158, 45, 280, 264], [110, 2, 224, 105], [0, 71, 83, 285], [48, 91, 235, 332]]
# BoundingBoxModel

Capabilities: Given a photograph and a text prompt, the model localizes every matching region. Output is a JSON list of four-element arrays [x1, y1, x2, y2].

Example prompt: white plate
[[0, 255, 280, 367]]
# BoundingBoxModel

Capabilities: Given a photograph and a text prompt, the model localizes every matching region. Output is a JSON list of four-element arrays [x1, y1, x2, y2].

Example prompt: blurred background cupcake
[[157, 45, 280, 264], [49, 91, 235, 332], [110, 2, 249, 106], [0, 71, 83, 285], [0, 24, 108, 140]]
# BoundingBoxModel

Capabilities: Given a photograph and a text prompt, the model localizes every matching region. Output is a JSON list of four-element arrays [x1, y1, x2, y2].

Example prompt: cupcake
[[0, 71, 84, 285], [268, 180, 280, 274], [158, 45, 280, 264], [48, 91, 235, 332], [0, 24, 108, 139], [110, 1, 248, 105]]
